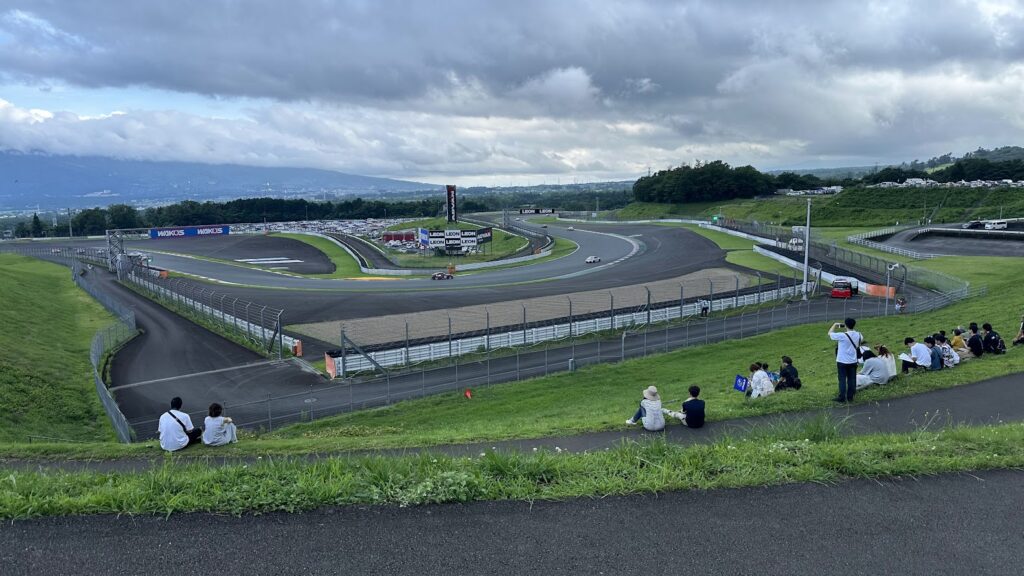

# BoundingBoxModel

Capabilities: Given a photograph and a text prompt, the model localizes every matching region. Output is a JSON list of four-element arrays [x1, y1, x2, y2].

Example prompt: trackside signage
[[519, 208, 554, 214], [149, 225, 231, 239]]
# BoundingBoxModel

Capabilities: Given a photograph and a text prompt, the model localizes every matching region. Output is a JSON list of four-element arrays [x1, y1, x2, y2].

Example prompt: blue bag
[[733, 374, 749, 392]]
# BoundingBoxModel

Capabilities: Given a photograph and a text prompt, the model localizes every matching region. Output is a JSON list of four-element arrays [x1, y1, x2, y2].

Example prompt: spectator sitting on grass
[[876, 346, 897, 382], [856, 350, 889, 389], [626, 386, 665, 431], [202, 403, 238, 447], [901, 337, 931, 373], [747, 362, 775, 399], [664, 386, 705, 428], [982, 323, 1004, 354], [775, 356, 801, 391], [158, 397, 203, 452], [966, 325, 985, 358], [951, 328, 968, 354], [924, 336, 943, 370], [935, 333, 959, 368], [1014, 315, 1024, 346]]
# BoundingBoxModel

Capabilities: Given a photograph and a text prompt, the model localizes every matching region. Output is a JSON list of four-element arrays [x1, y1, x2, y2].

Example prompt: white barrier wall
[[338, 282, 810, 372]]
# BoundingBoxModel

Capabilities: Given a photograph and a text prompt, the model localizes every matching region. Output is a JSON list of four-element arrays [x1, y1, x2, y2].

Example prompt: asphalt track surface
[[145, 234, 335, 274], [81, 269, 324, 434], [145, 223, 733, 325], [3, 470, 1022, 575], [883, 225, 1024, 257]]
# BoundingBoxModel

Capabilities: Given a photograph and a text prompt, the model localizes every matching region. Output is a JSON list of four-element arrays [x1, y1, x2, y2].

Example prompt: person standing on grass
[[829, 318, 862, 403], [158, 397, 203, 452], [202, 403, 238, 447], [626, 386, 665, 431]]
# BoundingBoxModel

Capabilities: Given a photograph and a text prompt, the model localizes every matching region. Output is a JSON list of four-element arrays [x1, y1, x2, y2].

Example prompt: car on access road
[[830, 278, 853, 298], [585, 255, 601, 263], [961, 220, 984, 229], [567, 226, 574, 231], [431, 272, 454, 280]]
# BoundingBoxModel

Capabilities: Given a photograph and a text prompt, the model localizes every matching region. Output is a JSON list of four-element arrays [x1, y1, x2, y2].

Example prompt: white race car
[[585, 256, 601, 263]]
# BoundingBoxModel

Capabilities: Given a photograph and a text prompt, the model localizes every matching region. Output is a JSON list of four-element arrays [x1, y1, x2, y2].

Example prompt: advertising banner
[[445, 237, 463, 247], [428, 237, 446, 248], [461, 236, 478, 247], [444, 229, 462, 239], [446, 184, 458, 222], [518, 208, 554, 214], [419, 228, 429, 246], [476, 227, 493, 243], [149, 225, 230, 239]]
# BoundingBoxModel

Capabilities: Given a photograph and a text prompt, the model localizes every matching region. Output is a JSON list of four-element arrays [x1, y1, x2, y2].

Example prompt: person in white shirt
[[747, 362, 775, 399], [202, 403, 238, 446], [828, 318, 863, 403], [626, 386, 665, 431], [901, 337, 931, 373], [158, 397, 203, 452]]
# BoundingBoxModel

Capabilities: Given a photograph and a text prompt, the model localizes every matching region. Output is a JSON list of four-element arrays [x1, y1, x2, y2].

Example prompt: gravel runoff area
[[3, 470, 1021, 575], [290, 266, 756, 346]]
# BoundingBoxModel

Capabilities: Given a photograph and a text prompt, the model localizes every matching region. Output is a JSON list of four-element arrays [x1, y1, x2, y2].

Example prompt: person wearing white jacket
[[626, 386, 666, 431], [747, 363, 775, 399]]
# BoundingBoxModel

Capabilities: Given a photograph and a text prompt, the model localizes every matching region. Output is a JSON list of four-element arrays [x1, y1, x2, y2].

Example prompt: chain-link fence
[[116, 260, 288, 358], [126, 279, 984, 436], [328, 272, 809, 373], [715, 220, 971, 297], [72, 259, 138, 443]]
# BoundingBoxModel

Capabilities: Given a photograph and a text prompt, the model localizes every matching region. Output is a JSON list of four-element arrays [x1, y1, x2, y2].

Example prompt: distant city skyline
[[1, 0, 1022, 186]]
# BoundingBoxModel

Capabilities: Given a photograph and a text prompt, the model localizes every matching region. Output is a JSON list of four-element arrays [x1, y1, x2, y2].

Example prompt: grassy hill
[[0, 255, 117, 442], [615, 186, 1024, 226]]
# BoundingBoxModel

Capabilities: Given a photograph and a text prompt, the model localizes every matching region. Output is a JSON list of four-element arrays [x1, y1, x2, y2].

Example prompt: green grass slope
[[0, 255, 117, 442]]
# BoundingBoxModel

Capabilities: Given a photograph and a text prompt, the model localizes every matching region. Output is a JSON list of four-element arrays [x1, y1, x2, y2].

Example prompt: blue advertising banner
[[419, 227, 429, 246], [149, 225, 230, 239]]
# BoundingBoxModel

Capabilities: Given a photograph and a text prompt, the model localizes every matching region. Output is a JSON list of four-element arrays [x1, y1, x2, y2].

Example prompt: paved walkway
[[3, 470, 1021, 575], [5, 369, 1022, 473]]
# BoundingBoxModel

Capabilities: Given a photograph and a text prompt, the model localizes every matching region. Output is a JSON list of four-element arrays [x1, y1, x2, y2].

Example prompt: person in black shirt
[[981, 323, 999, 353], [776, 356, 801, 390], [966, 326, 984, 358], [681, 386, 705, 428], [1014, 315, 1024, 346]]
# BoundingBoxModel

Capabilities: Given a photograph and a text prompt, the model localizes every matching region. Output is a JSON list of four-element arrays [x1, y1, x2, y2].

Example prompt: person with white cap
[[625, 385, 665, 431]]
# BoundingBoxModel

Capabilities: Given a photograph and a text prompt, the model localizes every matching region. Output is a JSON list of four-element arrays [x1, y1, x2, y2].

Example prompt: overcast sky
[[1, 0, 1022, 185]]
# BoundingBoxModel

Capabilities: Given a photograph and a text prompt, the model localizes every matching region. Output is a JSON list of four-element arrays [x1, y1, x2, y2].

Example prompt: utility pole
[[67, 207, 73, 238], [802, 198, 811, 301]]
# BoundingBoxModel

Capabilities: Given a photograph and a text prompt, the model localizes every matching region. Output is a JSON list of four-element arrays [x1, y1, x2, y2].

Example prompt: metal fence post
[[734, 275, 740, 309], [405, 321, 411, 367], [609, 292, 614, 330], [707, 279, 714, 314], [522, 305, 527, 346], [645, 286, 651, 326], [679, 284, 684, 320], [756, 272, 762, 304], [447, 315, 453, 364]]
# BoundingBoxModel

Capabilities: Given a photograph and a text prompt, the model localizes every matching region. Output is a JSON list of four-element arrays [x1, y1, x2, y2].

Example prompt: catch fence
[[335, 273, 810, 373], [117, 260, 288, 358], [72, 260, 138, 443]]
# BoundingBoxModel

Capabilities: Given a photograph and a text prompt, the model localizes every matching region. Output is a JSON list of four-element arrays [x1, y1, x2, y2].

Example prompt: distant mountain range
[[0, 151, 436, 211]]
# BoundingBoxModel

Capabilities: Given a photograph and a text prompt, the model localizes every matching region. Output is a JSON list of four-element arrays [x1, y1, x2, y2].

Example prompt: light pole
[[801, 198, 811, 300], [885, 263, 900, 316]]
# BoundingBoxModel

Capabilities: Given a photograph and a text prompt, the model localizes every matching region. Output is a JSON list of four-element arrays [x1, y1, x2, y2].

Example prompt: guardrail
[[846, 226, 940, 259], [72, 260, 137, 443]]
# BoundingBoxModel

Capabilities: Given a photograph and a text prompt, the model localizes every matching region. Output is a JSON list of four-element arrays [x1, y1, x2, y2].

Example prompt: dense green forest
[[634, 156, 1024, 205]]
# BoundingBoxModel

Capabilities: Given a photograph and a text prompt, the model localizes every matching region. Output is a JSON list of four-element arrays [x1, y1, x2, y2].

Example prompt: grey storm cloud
[[0, 0, 1023, 181]]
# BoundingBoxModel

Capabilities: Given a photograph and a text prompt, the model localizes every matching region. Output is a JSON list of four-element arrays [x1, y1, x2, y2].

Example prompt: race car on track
[[431, 272, 454, 280], [585, 255, 601, 263]]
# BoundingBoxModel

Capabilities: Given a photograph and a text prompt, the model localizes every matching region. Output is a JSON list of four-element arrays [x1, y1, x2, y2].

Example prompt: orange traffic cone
[[464, 389, 473, 399]]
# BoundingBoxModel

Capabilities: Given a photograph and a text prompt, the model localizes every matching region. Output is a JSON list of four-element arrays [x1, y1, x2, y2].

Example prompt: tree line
[[7, 187, 633, 238], [634, 157, 1024, 205]]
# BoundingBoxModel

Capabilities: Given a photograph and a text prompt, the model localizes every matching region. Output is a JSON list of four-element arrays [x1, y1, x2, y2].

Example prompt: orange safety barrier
[[862, 284, 895, 298]]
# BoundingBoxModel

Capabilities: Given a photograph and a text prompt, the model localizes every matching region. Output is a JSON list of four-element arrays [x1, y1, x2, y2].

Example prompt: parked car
[[431, 272, 454, 280], [585, 255, 601, 263], [830, 278, 853, 298], [985, 220, 1008, 230], [961, 220, 984, 229]]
